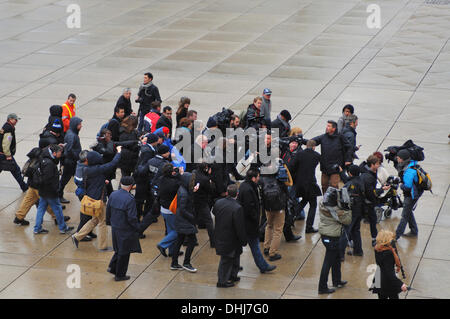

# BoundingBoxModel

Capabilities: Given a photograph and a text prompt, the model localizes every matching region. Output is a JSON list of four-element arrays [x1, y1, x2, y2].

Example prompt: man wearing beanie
[[106, 176, 142, 281], [341, 164, 365, 257], [271, 110, 291, 138], [395, 149, 422, 239], [38, 120, 64, 149]]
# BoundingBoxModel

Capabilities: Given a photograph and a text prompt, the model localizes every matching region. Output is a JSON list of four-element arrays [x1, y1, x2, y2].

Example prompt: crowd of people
[[0, 72, 428, 298]]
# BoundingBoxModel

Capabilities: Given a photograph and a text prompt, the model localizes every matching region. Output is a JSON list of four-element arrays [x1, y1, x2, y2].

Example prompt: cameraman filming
[[395, 149, 422, 239]]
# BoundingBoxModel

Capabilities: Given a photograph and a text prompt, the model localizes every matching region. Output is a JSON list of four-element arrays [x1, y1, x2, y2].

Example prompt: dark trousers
[[172, 233, 196, 265], [217, 251, 240, 284], [378, 293, 399, 299], [339, 225, 351, 258], [319, 236, 342, 291], [137, 111, 145, 133], [106, 182, 113, 197], [58, 161, 76, 198], [195, 203, 214, 246], [108, 252, 130, 278], [396, 196, 419, 239], [349, 206, 363, 254], [136, 197, 153, 220], [299, 195, 317, 230], [365, 204, 378, 239], [0, 156, 27, 191]]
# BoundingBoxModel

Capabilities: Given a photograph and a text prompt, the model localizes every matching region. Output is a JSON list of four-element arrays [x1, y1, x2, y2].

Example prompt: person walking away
[[0, 113, 28, 192], [193, 163, 214, 247], [33, 144, 73, 234], [61, 93, 76, 133], [395, 149, 423, 239], [312, 120, 352, 195], [213, 184, 247, 288], [71, 147, 122, 251], [58, 116, 83, 204], [237, 169, 276, 274], [118, 115, 140, 177], [318, 187, 351, 294], [170, 172, 199, 272], [370, 230, 408, 299], [136, 73, 161, 133], [106, 176, 142, 281]]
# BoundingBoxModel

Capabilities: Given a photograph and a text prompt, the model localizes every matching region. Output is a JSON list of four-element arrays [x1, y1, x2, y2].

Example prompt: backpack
[[262, 178, 282, 211], [97, 118, 118, 137], [384, 140, 425, 166], [21, 147, 42, 178], [31, 159, 44, 188], [211, 108, 234, 133], [413, 165, 432, 192]]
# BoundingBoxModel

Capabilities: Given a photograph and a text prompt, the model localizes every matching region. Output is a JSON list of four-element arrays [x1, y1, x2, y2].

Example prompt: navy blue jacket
[[64, 117, 82, 164], [84, 151, 120, 201], [106, 188, 142, 254]]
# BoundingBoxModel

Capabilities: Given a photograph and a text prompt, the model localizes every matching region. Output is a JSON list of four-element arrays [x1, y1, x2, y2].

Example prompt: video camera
[[212, 108, 234, 135], [385, 175, 401, 189]]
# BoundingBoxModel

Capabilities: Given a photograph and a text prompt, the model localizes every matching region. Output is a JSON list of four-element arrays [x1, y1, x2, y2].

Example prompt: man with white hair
[[115, 88, 134, 117]]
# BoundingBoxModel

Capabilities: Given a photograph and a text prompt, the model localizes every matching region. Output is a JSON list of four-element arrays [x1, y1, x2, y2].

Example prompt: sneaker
[[260, 265, 276, 273], [333, 280, 348, 288], [14, 217, 29, 226], [60, 226, 74, 234], [59, 197, 70, 204], [269, 254, 282, 261], [170, 264, 183, 271], [71, 235, 79, 248], [182, 264, 197, 273], [305, 228, 318, 234], [157, 245, 167, 257], [34, 229, 49, 234]]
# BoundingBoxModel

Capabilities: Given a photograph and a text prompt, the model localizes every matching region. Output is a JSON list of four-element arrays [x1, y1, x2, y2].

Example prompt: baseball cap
[[7, 113, 21, 120], [263, 88, 272, 95]]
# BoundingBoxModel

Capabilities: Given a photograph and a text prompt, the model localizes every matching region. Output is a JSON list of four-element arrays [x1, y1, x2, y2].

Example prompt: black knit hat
[[120, 176, 135, 186], [280, 110, 291, 121], [158, 144, 170, 155], [397, 149, 410, 161]]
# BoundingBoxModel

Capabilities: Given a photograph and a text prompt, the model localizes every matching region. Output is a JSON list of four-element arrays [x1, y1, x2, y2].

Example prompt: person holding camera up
[[395, 149, 423, 239], [312, 120, 353, 195], [370, 230, 408, 299]]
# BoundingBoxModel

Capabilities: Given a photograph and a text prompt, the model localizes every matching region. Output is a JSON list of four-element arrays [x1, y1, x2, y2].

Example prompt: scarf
[[375, 244, 402, 273], [139, 81, 153, 90], [396, 158, 411, 174]]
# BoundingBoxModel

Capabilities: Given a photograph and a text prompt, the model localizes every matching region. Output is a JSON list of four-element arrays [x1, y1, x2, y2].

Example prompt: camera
[[386, 175, 401, 189]]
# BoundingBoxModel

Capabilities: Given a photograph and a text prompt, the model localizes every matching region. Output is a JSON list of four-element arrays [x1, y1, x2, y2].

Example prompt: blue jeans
[[159, 213, 177, 255], [34, 197, 67, 232], [396, 196, 419, 238], [247, 236, 270, 271]]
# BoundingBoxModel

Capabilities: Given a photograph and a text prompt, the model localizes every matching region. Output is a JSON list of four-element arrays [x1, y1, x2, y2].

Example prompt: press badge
[[323, 239, 330, 243]]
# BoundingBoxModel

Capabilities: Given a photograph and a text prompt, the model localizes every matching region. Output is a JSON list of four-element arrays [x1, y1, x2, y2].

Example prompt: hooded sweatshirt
[[64, 116, 82, 163], [84, 151, 121, 201]]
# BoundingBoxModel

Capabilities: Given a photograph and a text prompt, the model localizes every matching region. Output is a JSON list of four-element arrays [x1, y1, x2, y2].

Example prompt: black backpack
[[262, 178, 283, 211], [31, 159, 44, 188], [22, 147, 42, 178]]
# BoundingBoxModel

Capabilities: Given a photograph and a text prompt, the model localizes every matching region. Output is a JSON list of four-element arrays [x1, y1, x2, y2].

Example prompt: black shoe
[[333, 281, 348, 288], [170, 264, 183, 271], [217, 281, 234, 288], [260, 265, 276, 273], [263, 248, 269, 256], [182, 264, 197, 273], [168, 251, 184, 257], [269, 254, 282, 261], [14, 217, 29, 226], [88, 232, 97, 238], [230, 276, 240, 282], [139, 234, 146, 239], [80, 237, 92, 242], [217, 282, 234, 288], [59, 197, 70, 204], [157, 245, 167, 257], [318, 288, 335, 294], [305, 228, 318, 233], [60, 226, 74, 234], [34, 228, 49, 234], [347, 250, 363, 256], [71, 235, 79, 248], [403, 231, 418, 238], [115, 275, 130, 282], [286, 235, 302, 242], [107, 267, 115, 275], [99, 247, 114, 252]]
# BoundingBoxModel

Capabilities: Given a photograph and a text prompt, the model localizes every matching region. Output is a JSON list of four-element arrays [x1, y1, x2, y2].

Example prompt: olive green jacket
[[318, 201, 352, 238]]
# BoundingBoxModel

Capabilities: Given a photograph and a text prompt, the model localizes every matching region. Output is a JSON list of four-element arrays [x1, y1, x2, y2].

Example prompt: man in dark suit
[[212, 184, 247, 288], [288, 139, 322, 233], [105, 176, 142, 281]]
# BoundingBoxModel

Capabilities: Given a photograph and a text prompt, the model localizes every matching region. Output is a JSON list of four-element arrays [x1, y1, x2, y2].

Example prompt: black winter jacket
[[212, 197, 247, 256], [85, 151, 121, 201], [341, 125, 358, 160], [312, 131, 352, 175], [174, 173, 198, 235], [115, 95, 133, 118], [159, 174, 181, 209], [136, 84, 161, 115], [373, 249, 404, 295], [118, 127, 139, 171], [288, 148, 321, 198], [237, 180, 261, 238], [106, 115, 121, 142], [156, 114, 173, 136], [38, 130, 63, 149], [38, 148, 60, 198]]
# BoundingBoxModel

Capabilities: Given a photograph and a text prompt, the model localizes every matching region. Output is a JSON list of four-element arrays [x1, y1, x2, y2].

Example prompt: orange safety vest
[[62, 102, 75, 132]]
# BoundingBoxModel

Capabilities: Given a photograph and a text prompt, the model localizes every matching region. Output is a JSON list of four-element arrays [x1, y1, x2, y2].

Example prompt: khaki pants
[[16, 187, 55, 220], [264, 210, 285, 257], [74, 206, 107, 249], [321, 173, 342, 195]]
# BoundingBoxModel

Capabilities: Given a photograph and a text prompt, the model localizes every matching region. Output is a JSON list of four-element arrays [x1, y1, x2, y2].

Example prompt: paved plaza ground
[[0, 0, 449, 299]]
